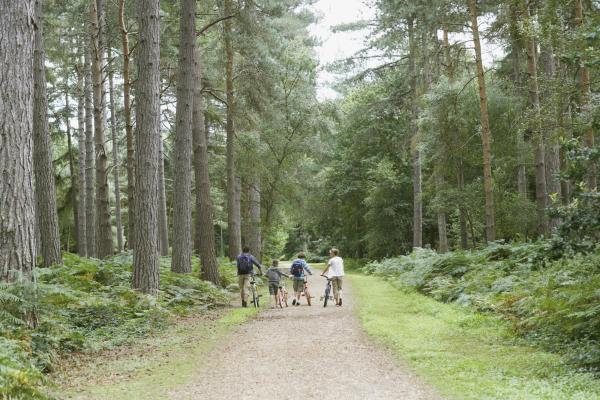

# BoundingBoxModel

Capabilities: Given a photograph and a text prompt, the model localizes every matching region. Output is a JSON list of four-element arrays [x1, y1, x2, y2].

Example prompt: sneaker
[[242, 300, 247, 308], [292, 299, 296, 306]]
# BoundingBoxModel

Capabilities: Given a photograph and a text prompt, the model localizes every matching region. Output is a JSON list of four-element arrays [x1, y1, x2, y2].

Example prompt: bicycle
[[301, 276, 312, 306], [277, 280, 289, 308], [320, 276, 334, 307], [249, 274, 261, 308]]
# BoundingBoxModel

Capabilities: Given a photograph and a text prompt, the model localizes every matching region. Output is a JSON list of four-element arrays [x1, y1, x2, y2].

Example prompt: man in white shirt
[[321, 248, 344, 306]]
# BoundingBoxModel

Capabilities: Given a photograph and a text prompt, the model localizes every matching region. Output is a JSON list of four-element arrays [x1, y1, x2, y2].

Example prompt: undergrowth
[[0, 253, 235, 399], [363, 241, 600, 372]]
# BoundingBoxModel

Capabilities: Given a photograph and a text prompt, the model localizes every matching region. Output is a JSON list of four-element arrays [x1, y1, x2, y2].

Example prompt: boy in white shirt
[[321, 248, 344, 306]]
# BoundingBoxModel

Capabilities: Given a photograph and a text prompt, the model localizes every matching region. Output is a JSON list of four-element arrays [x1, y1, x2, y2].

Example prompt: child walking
[[265, 260, 289, 308]]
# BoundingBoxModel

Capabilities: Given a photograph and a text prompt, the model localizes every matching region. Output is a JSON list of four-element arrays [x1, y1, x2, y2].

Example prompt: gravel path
[[169, 267, 441, 400]]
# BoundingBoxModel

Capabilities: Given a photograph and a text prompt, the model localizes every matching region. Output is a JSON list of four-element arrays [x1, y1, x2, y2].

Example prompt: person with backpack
[[289, 252, 312, 306], [321, 248, 344, 306], [237, 246, 263, 307], [265, 259, 289, 308]]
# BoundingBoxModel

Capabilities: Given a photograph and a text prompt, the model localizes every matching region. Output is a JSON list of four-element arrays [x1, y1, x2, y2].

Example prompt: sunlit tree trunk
[[0, 1, 37, 281], [468, 0, 495, 242], [90, 0, 113, 257], [158, 137, 169, 256], [108, 46, 124, 253], [172, 0, 195, 273], [84, 43, 97, 257], [33, 0, 62, 267], [119, 0, 135, 250], [77, 63, 88, 257], [133, 0, 161, 295]]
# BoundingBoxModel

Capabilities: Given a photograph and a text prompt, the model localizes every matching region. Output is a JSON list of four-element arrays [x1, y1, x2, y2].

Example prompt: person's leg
[[332, 277, 340, 305], [239, 274, 250, 306], [337, 277, 343, 306]]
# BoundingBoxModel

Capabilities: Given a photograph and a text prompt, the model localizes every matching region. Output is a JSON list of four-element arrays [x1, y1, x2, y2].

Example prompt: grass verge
[[350, 273, 600, 400], [53, 305, 260, 400]]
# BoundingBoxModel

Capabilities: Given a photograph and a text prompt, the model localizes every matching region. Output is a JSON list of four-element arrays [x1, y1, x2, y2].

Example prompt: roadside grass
[[350, 274, 600, 400], [54, 305, 260, 399]]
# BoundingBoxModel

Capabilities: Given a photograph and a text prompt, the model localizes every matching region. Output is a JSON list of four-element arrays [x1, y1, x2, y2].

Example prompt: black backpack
[[290, 260, 304, 277], [238, 254, 253, 274]]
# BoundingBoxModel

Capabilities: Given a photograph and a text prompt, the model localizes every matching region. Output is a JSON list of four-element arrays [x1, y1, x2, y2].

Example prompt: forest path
[[168, 266, 440, 400]]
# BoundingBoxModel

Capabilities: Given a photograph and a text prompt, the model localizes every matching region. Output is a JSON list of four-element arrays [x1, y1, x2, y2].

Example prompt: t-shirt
[[236, 253, 261, 275], [265, 267, 285, 283], [326, 256, 344, 277], [290, 259, 312, 280]]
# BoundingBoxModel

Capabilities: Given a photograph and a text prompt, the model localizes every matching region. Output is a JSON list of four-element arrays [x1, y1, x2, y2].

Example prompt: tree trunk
[[193, 49, 220, 284], [33, 0, 62, 267], [133, 0, 161, 295], [575, 0, 596, 189], [171, 0, 195, 273], [108, 46, 124, 253], [65, 89, 79, 252], [458, 164, 469, 249], [119, 0, 135, 250], [158, 137, 170, 256], [248, 177, 262, 261], [77, 64, 88, 257], [224, 0, 242, 260], [408, 16, 422, 249], [468, 0, 495, 242], [90, 0, 113, 257], [84, 43, 97, 257], [0, 1, 37, 281], [522, 0, 548, 236]]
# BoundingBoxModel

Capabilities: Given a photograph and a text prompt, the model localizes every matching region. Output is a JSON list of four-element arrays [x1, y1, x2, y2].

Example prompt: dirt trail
[[169, 266, 441, 400]]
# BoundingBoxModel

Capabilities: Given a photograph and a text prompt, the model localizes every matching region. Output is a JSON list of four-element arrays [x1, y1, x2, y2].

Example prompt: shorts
[[268, 282, 279, 295], [293, 279, 304, 293]]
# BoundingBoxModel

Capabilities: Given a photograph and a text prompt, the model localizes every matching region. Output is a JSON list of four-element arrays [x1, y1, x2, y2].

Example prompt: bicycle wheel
[[282, 288, 288, 307], [305, 286, 312, 306], [277, 288, 283, 308], [323, 285, 330, 307], [251, 285, 259, 308]]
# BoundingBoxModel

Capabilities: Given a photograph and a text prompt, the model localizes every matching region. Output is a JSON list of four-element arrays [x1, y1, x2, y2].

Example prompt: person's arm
[[321, 259, 331, 276], [251, 256, 263, 274], [304, 262, 313, 275]]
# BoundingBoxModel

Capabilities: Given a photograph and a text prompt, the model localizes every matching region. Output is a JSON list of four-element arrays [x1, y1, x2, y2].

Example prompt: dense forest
[[1, 0, 599, 398]]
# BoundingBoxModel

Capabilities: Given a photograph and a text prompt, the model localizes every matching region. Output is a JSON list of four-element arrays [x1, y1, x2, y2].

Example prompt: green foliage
[[0, 253, 230, 398], [364, 241, 600, 370]]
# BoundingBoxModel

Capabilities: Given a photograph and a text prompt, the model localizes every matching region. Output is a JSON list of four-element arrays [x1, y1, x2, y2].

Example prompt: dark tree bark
[[77, 62, 88, 256], [0, 1, 37, 281], [171, 0, 195, 273], [158, 137, 169, 256], [248, 178, 261, 261], [33, 0, 62, 267], [468, 0, 495, 242], [65, 89, 79, 253], [84, 43, 97, 257], [522, 0, 548, 236], [108, 45, 124, 253], [133, 0, 161, 295], [224, 0, 242, 259], [193, 49, 220, 284], [119, 0, 135, 250], [90, 0, 113, 257]]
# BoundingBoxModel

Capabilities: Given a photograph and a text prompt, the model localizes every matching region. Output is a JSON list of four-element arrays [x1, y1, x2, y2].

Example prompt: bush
[[363, 241, 600, 370], [0, 252, 231, 398]]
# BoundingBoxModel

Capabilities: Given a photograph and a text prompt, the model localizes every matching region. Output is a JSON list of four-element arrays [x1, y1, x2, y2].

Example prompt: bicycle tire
[[282, 288, 288, 307], [277, 288, 283, 308], [305, 287, 312, 306], [251, 285, 259, 308], [323, 285, 330, 307]]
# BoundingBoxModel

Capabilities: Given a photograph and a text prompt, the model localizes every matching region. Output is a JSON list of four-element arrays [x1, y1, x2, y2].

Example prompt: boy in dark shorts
[[265, 260, 289, 308]]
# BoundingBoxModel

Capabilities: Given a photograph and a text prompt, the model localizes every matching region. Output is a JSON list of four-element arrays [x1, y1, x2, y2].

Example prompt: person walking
[[321, 248, 344, 306], [237, 246, 263, 307], [289, 252, 312, 306]]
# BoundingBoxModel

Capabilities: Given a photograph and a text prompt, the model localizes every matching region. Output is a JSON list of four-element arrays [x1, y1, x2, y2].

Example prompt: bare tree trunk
[[468, 0, 495, 242], [575, 0, 596, 189], [458, 164, 469, 249], [84, 43, 97, 257], [158, 137, 169, 256], [33, 0, 62, 267], [408, 16, 422, 249], [133, 0, 161, 295], [248, 176, 261, 261], [171, 0, 195, 273], [193, 49, 220, 284], [522, 0, 548, 236], [108, 46, 124, 253], [0, 1, 37, 281], [77, 64, 88, 257], [119, 0, 135, 250], [90, 0, 113, 257], [224, 0, 242, 259], [65, 89, 79, 252]]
